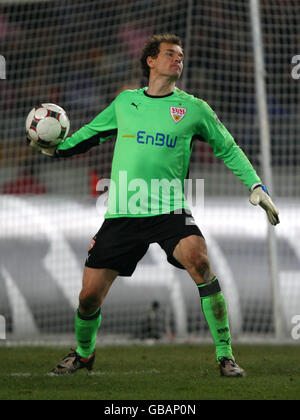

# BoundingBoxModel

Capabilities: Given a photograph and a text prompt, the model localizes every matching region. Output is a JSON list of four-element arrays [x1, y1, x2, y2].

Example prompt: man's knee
[[79, 288, 100, 313], [186, 251, 212, 283], [194, 255, 211, 277], [79, 267, 117, 314]]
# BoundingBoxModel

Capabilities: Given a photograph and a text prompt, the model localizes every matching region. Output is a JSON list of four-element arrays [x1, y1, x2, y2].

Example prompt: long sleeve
[[196, 101, 262, 190], [57, 98, 118, 157]]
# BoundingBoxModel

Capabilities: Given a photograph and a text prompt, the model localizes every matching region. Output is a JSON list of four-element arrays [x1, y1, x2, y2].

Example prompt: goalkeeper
[[30, 34, 279, 377]]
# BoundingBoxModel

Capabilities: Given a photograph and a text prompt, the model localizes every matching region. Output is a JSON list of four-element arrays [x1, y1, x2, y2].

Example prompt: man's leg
[[51, 267, 118, 374], [173, 235, 245, 376], [79, 266, 118, 314], [75, 266, 118, 358]]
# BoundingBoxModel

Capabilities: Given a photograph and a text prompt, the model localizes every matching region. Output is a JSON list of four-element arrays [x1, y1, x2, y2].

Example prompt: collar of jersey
[[143, 88, 175, 99]]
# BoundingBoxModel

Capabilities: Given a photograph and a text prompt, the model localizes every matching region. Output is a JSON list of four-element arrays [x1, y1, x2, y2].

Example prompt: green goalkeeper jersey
[[57, 87, 262, 218]]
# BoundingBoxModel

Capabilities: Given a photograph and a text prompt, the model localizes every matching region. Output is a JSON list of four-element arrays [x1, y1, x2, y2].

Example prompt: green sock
[[75, 307, 102, 359], [198, 277, 234, 362]]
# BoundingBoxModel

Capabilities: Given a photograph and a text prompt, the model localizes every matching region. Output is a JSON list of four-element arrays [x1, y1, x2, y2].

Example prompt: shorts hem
[[164, 230, 204, 270], [84, 261, 134, 277]]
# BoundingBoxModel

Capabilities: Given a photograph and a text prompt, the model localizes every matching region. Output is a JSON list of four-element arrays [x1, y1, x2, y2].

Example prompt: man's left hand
[[249, 184, 280, 226]]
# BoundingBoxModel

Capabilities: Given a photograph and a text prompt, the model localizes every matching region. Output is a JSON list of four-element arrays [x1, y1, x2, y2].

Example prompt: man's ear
[[147, 55, 155, 70]]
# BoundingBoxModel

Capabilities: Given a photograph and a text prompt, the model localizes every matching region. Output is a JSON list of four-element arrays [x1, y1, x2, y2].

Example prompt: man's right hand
[[27, 137, 58, 157]]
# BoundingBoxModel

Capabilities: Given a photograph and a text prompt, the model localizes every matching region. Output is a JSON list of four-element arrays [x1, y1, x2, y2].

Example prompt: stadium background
[[0, 0, 299, 344]]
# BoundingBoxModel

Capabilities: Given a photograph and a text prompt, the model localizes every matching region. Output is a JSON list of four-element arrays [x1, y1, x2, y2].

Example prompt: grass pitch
[[0, 344, 299, 400]]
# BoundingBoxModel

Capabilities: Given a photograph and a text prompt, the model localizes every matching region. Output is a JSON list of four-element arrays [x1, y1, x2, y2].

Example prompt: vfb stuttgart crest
[[170, 106, 186, 123]]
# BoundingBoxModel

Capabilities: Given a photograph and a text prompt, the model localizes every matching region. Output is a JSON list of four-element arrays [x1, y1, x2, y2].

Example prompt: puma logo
[[220, 338, 231, 345]]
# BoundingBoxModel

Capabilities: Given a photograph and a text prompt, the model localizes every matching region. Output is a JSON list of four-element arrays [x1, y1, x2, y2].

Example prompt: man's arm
[[196, 101, 261, 189], [28, 98, 118, 157], [57, 99, 118, 157], [196, 101, 279, 225]]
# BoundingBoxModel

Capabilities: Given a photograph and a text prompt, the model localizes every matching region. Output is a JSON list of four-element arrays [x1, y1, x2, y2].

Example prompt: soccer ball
[[26, 103, 70, 148]]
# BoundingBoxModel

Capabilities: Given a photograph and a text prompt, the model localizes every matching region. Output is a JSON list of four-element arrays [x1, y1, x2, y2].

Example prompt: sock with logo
[[198, 277, 234, 362], [75, 307, 102, 359]]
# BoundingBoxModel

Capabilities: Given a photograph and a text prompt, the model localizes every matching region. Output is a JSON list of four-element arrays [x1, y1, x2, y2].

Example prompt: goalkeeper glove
[[27, 137, 58, 157], [249, 183, 280, 226]]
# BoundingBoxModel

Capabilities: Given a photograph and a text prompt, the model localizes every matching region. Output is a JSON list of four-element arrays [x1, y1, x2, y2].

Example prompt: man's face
[[147, 42, 184, 80]]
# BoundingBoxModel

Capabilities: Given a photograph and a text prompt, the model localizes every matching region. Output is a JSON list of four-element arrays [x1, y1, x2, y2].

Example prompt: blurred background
[[0, 0, 299, 344]]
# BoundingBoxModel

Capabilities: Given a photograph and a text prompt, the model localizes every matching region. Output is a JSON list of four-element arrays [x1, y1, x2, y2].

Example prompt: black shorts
[[85, 210, 204, 276]]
